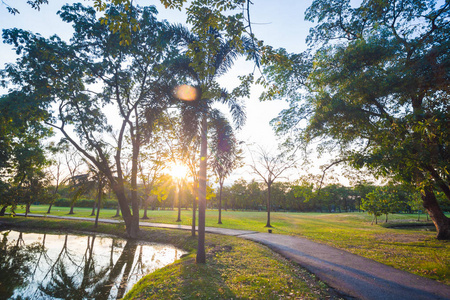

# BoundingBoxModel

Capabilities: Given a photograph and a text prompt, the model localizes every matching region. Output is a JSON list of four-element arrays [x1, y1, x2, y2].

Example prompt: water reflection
[[0, 230, 185, 299]]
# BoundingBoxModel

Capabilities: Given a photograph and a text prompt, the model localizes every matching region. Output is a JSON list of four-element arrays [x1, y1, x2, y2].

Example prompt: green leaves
[[259, 0, 450, 236]]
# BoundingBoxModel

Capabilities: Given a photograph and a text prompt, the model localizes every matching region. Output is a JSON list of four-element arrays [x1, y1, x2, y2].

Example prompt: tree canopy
[[1, 2, 182, 237], [265, 0, 450, 239]]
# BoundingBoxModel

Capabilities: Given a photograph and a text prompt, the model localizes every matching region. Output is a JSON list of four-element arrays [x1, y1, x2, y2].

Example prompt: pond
[[0, 229, 186, 299]]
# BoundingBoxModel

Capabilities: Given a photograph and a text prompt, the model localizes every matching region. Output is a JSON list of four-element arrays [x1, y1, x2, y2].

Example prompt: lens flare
[[174, 84, 198, 101]]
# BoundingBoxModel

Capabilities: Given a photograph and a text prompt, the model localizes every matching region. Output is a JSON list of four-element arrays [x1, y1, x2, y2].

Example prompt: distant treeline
[[30, 179, 450, 216]]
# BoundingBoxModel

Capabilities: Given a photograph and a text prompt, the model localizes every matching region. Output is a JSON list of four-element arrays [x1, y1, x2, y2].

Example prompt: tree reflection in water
[[0, 230, 185, 299], [0, 231, 42, 298]]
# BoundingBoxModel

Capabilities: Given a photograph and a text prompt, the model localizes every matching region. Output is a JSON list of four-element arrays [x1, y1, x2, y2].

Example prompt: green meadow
[[8, 205, 450, 285]]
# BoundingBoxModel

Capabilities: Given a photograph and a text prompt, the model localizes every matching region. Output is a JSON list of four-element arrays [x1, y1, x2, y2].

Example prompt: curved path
[[12, 214, 450, 300]]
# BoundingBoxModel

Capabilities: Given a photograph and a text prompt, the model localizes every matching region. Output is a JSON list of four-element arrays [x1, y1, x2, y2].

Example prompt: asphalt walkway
[[11, 214, 450, 300]]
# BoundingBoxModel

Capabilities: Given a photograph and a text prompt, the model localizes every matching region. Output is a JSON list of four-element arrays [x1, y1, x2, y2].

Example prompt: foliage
[[264, 0, 450, 239], [0, 93, 52, 212], [209, 112, 243, 185], [209, 111, 243, 223], [1, 2, 181, 237], [171, 7, 252, 261]]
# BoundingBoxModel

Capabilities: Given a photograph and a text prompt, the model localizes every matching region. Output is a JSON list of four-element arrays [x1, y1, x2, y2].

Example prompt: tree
[[172, 17, 251, 262], [266, 0, 450, 239], [362, 191, 383, 225], [2, 3, 179, 237], [44, 143, 71, 214], [136, 113, 173, 219], [0, 92, 51, 215], [210, 112, 243, 224], [62, 147, 84, 215], [249, 146, 296, 227]]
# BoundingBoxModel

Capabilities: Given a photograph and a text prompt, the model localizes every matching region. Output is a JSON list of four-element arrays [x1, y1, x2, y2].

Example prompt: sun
[[168, 163, 189, 180]]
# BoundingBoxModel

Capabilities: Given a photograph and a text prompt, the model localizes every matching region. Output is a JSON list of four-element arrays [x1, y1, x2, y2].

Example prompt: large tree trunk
[[218, 183, 223, 224], [114, 204, 120, 217], [265, 183, 272, 228], [196, 114, 207, 264], [69, 202, 75, 215], [422, 186, 450, 240], [112, 182, 139, 238], [129, 133, 141, 236]]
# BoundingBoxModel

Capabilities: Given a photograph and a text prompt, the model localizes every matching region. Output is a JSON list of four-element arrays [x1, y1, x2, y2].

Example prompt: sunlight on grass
[[11, 205, 450, 284]]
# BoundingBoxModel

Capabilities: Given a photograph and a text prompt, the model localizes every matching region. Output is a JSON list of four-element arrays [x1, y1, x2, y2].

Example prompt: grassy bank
[[11, 205, 450, 284], [0, 216, 341, 299]]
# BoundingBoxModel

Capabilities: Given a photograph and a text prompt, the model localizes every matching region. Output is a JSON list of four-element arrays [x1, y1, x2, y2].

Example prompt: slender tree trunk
[[90, 201, 96, 216], [176, 182, 182, 222], [95, 179, 103, 228], [47, 183, 60, 214], [25, 203, 30, 217], [265, 183, 272, 227], [47, 203, 53, 214], [0, 205, 7, 216], [422, 186, 450, 240], [218, 183, 223, 224], [192, 181, 198, 237], [142, 199, 149, 219], [111, 182, 139, 238], [114, 204, 121, 217], [196, 114, 207, 264], [69, 202, 75, 215]]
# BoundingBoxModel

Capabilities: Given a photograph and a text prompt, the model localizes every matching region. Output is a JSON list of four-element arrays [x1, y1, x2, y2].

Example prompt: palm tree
[[209, 112, 243, 224], [172, 24, 251, 263]]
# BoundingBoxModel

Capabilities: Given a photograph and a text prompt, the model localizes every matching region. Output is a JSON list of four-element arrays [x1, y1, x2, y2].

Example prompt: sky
[[1, 0, 336, 185]]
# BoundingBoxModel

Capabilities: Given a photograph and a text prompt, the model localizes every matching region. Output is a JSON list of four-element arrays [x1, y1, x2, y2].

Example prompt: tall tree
[[266, 0, 450, 239], [0, 92, 51, 215], [44, 142, 70, 214], [209, 111, 243, 224], [167, 0, 258, 261], [2, 3, 179, 237], [249, 146, 296, 227]]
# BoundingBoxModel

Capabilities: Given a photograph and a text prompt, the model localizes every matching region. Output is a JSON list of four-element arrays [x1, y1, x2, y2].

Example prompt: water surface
[[0, 229, 185, 299]]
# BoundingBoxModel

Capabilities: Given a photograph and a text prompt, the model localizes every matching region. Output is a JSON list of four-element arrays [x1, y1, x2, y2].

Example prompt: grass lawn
[[0, 216, 339, 299], [11, 204, 450, 284]]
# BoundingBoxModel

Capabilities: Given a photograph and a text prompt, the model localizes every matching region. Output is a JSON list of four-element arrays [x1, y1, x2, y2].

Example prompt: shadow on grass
[[179, 258, 237, 299]]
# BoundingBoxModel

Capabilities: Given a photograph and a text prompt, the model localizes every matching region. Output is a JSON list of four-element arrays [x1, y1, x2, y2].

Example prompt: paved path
[[10, 214, 450, 300]]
